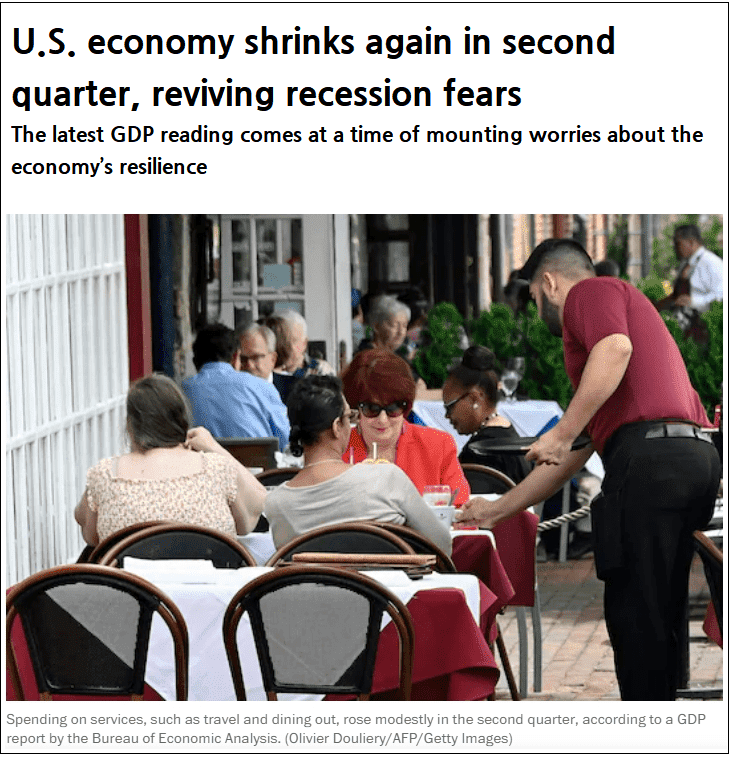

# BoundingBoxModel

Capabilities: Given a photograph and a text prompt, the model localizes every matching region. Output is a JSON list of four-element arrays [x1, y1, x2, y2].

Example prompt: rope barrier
[[536, 502, 592, 532]]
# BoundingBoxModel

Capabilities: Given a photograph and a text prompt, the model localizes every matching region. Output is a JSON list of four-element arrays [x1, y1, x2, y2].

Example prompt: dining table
[[7, 559, 501, 702], [130, 559, 501, 702]]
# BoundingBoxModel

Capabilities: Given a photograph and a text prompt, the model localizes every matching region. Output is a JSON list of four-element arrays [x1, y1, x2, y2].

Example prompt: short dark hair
[[594, 259, 621, 277], [127, 374, 189, 451], [341, 349, 416, 414], [449, 345, 499, 404], [287, 375, 345, 456], [518, 238, 595, 282], [674, 224, 703, 243], [192, 324, 238, 370]]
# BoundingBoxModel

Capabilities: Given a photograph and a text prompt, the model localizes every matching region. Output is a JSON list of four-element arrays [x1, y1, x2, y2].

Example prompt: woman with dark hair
[[340, 350, 470, 505], [74, 374, 265, 545], [264, 375, 450, 553], [442, 346, 531, 485]]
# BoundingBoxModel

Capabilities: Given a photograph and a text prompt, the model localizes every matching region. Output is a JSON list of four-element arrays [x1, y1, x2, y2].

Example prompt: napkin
[[122, 557, 218, 584]]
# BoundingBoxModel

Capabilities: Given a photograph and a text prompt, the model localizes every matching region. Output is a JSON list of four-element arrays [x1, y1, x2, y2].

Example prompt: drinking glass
[[502, 358, 524, 402], [423, 485, 451, 507]]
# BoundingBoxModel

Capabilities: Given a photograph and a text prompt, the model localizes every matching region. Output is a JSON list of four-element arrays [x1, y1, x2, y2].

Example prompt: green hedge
[[414, 298, 723, 416]]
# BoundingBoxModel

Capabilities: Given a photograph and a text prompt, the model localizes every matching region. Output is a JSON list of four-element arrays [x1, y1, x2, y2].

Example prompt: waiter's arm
[[457, 445, 594, 529], [526, 333, 633, 466]]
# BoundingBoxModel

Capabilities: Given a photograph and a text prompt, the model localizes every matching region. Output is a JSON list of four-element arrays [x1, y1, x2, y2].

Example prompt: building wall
[[5, 214, 129, 583]]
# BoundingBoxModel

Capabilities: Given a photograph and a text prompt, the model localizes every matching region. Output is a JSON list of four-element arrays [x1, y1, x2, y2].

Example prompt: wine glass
[[501, 358, 525, 402]]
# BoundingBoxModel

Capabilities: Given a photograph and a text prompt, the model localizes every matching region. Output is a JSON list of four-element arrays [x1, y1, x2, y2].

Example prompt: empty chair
[[460, 463, 516, 495], [677, 531, 723, 699], [265, 522, 415, 567], [461, 463, 541, 698], [216, 437, 278, 471], [223, 564, 415, 700], [98, 523, 257, 569], [6, 564, 188, 701], [694, 531, 723, 638]]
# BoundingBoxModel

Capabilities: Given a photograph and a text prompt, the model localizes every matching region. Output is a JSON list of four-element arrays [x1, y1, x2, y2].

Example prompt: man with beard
[[458, 238, 720, 701]]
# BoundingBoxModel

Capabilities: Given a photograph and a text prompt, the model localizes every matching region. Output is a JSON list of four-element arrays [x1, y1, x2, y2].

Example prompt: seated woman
[[355, 295, 426, 391], [340, 350, 470, 505], [74, 374, 266, 545], [264, 375, 451, 554], [443, 346, 531, 486]]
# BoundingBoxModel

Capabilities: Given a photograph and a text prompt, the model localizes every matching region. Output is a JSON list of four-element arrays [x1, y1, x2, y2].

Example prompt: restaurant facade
[[3, 212, 686, 581]]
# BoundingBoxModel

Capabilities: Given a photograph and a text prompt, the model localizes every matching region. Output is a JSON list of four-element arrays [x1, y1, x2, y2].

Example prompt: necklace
[[480, 411, 499, 428], [302, 458, 345, 469]]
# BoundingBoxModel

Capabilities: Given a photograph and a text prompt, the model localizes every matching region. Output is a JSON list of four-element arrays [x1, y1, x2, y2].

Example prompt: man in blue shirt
[[182, 324, 290, 450]]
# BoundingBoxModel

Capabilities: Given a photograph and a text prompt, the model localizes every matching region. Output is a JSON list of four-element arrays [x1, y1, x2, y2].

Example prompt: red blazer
[[344, 422, 470, 506]]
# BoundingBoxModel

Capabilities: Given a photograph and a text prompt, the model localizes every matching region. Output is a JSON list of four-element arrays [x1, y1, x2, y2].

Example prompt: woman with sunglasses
[[442, 346, 531, 485], [264, 374, 451, 553], [340, 350, 470, 505]]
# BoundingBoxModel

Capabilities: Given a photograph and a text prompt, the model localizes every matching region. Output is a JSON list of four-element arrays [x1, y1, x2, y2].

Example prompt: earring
[[473, 403, 479, 409]]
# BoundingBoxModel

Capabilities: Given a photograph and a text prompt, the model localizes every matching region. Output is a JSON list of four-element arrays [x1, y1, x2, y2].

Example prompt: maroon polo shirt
[[562, 277, 711, 454]]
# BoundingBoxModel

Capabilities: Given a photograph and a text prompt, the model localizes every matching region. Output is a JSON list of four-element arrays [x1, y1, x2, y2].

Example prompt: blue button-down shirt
[[182, 362, 290, 450]]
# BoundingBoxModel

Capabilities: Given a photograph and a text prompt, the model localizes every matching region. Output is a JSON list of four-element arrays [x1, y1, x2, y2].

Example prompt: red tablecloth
[[6, 613, 163, 701], [703, 602, 722, 648], [333, 582, 500, 701], [451, 534, 515, 608], [488, 511, 538, 606]]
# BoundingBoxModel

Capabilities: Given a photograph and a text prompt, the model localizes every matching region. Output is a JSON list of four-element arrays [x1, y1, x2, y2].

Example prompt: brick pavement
[[492, 552, 723, 700]]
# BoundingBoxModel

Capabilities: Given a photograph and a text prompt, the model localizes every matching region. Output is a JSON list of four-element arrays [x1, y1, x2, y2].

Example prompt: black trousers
[[596, 424, 720, 700]]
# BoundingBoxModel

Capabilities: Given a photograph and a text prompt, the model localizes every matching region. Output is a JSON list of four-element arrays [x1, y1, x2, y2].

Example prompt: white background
[[2, 2, 728, 753], [1, 2, 728, 212]]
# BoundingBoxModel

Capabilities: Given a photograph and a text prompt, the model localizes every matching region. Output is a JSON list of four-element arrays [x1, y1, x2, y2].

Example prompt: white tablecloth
[[126, 561, 481, 701]]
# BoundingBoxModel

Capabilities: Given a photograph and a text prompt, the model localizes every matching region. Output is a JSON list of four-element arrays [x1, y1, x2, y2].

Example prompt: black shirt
[[458, 425, 532, 485]]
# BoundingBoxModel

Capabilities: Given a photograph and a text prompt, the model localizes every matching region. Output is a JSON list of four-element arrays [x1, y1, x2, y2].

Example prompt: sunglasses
[[443, 392, 470, 417], [358, 401, 408, 419]]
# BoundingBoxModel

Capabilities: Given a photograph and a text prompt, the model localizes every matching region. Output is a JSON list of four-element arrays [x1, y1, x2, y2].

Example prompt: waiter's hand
[[454, 496, 506, 530], [525, 427, 574, 466]]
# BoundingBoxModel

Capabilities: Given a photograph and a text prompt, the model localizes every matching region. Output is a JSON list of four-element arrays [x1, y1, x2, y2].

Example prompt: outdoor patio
[[495, 552, 722, 700]]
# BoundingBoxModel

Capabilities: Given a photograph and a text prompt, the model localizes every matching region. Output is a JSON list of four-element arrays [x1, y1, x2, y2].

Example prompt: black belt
[[604, 420, 713, 461], [643, 422, 713, 441]]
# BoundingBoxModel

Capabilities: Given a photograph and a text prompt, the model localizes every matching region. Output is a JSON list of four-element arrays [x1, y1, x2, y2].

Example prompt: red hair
[[341, 349, 416, 412]]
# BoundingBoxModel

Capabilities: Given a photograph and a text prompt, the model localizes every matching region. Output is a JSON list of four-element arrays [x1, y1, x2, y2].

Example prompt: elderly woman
[[264, 375, 451, 554], [357, 295, 410, 354], [443, 346, 531, 485], [340, 349, 470, 505], [74, 374, 266, 545]]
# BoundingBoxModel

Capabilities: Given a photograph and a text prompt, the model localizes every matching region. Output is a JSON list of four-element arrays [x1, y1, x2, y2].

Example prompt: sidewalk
[[493, 552, 723, 700]]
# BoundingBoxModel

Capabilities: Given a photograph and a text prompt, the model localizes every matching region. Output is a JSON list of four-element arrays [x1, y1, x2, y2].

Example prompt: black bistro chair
[[461, 463, 538, 700], [372, 522, 457, 574], [216, 437, 278, 471], [223, 564, 415, 700], [265, 522, 415, 567], [98, 523, 257, 569], [6, 564, 188, 701], [255, 467, 300, 487], [81, 520, 171, 564], [677, 531, 723, 699]]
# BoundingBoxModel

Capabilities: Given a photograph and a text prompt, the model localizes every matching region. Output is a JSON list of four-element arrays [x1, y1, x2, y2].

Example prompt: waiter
[[458, 239, 720, 700]]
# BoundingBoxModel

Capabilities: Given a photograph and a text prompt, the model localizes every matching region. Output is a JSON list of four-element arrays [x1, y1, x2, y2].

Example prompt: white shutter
[[5, 214, 129, 583]]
